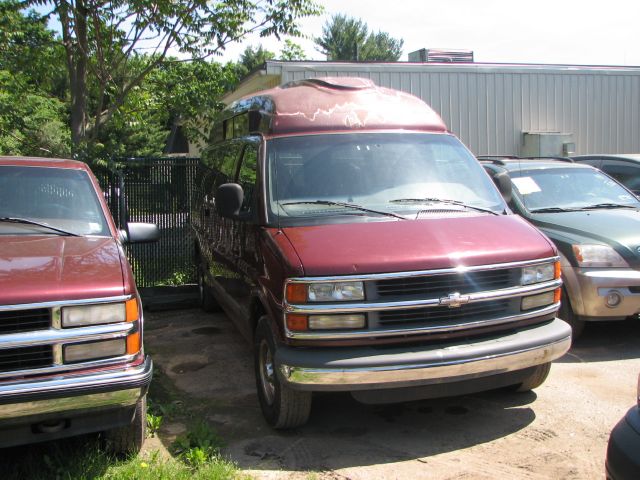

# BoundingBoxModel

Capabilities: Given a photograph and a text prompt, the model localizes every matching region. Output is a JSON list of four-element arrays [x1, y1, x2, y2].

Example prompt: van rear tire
[[254, 317, 312, 429]]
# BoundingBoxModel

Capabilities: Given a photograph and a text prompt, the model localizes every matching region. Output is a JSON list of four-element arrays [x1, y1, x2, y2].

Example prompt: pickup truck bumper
[[276, 319, 571, 391], [0, 355, 152, 448]]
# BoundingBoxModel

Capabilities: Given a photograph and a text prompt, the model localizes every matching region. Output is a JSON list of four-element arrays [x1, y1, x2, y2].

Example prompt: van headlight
[[286, 281, 365, 303], [521, 261, 559, 285]]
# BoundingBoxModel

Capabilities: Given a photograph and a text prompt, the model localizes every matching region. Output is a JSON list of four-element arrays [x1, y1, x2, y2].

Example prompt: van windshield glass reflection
[[267, 133, 505, 223]]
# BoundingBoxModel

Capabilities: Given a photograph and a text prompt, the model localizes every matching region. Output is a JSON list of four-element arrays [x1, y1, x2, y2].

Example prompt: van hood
[[0, 236, 126, 305], [282, 215, 555, 276]]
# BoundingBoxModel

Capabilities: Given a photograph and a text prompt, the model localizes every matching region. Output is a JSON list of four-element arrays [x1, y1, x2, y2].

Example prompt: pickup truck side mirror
[[491, 171, 512, 204], [120, 222, 160, 244], [215, 183, 244, 219]]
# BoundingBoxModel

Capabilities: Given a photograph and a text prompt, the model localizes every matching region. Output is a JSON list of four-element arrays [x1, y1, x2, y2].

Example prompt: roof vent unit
[[408, 48, 474, 63]]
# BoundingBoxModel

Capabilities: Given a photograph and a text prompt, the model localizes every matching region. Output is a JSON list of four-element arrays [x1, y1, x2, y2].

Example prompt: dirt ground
[[144, 307, 640, 480]]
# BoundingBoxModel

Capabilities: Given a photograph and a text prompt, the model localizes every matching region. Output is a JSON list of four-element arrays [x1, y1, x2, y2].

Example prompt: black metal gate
[[93, 157, 200, 291]]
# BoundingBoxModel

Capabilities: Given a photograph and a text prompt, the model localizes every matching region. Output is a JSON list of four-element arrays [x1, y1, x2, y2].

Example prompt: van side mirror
[[120, 222, 160, 244], [491, 171, 512, 204], [215, 183, 244, 218]]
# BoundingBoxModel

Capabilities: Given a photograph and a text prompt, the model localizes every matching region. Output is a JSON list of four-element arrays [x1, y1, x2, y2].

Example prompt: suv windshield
[[267, 133, 505, 224], [0, 166, 110, 236], [510, 167, 640, 213]]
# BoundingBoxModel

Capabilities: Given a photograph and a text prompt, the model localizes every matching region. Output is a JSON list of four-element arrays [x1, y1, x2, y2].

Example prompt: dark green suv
[[482, 157, 640, 336]]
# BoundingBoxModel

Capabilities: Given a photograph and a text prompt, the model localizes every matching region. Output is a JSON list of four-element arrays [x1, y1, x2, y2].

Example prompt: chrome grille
[[0, 346, 53, 372], [377, 299, 512, 327], [0, 308, 50, 334], [375, 268, 516, 298]]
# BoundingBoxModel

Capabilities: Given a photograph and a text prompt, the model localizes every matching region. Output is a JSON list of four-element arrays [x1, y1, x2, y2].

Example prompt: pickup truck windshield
[[0, 166, 109, 236], [510, 168, 640, 213], [268, 133, 505, 224]]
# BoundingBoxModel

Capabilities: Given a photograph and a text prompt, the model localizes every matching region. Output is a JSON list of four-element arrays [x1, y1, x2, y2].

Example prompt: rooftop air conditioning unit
[[408, 48, 474, 63]]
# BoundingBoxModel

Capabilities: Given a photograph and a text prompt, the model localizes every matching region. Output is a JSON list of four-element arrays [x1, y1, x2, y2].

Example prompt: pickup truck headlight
[[64, 339, 126, 363], [572, 244, 628, 268], [286, 281, 365, 303], [62, 299, 138, 327], [521, 261, 559, 285]]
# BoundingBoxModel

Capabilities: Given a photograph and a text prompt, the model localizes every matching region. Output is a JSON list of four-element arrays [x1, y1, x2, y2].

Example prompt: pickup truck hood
[[0, 236, 125, 305], [531, 209, 640, 266], [283, 215, 555, 276]]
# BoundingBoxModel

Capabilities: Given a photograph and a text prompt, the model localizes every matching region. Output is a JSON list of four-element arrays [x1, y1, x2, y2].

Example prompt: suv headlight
[[572, 244, 628, 268], [521, 261, 559, 285], [286, 281, 365, 303]]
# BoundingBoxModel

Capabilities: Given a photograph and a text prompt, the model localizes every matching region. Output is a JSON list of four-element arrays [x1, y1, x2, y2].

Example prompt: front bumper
[[276, 319, 571, 391], [0, 356, 152, 447], [565, 267, 640, 320], [606, 406, 640, 480]]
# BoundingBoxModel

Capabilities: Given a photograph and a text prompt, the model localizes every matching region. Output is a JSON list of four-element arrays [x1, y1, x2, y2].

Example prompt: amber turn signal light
[[554, 288, 562, 304], [554, 260, 562, 280], [125, 298, 139, 322], [126, 332, 141, 354], [286, 314, 308, 331], [286, 283, 307, 303]]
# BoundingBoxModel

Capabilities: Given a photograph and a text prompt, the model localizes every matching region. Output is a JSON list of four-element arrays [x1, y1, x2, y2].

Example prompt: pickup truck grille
[[377, 299, 513, 327], [0, 346, 53, 373], [376, 268, 515, 298], [0, 309, 50, 334]]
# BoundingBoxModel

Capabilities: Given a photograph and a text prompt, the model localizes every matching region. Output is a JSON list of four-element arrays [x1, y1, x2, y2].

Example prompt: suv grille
[[0, 346, 53, 373], [0, 308, 50, 334], [376, 268, 516, 298]]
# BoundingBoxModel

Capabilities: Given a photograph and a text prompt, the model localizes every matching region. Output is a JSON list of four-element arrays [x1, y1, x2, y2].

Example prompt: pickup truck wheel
[[254, 317, 312, 429], [198, 264, 220, 312], [103, 395, 146, 456], [514, 362, 552, 392], [558, 288, 585, 338]]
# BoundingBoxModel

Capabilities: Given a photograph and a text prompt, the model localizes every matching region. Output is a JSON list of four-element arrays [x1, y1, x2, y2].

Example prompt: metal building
[[205, 60, 640, 157]]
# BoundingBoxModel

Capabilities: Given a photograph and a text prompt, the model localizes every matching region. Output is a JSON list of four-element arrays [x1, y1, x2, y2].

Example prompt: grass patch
[[0, 435, 241, 480]]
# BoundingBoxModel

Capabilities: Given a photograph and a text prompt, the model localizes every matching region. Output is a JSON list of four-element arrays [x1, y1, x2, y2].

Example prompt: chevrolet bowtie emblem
[[439, 292, 471, 308]]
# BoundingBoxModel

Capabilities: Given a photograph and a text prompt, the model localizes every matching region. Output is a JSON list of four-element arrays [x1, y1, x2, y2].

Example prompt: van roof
[[224, 77, 448, 136]]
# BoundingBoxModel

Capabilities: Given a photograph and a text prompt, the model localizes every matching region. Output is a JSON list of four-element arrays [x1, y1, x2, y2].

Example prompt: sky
[[217, 0, 640, 66]]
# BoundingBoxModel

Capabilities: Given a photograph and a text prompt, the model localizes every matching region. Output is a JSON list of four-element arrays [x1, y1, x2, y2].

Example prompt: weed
[[171, 420, 225, 467], [146, 412, 163, 437]]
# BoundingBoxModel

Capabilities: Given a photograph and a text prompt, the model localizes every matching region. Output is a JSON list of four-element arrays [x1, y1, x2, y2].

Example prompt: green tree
[[239, 45, 277, 74], [315, 14, 403, 61], [24, 0, 321, 156], [280, 39, 307, 61]]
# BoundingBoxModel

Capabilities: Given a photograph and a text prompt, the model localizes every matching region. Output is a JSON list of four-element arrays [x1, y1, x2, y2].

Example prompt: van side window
[[238, 144, 258, 213], [213, 142, 243, 181]]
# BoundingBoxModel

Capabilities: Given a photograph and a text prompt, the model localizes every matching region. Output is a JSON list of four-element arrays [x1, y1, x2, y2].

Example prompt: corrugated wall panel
[[273, 62, 640, 155]]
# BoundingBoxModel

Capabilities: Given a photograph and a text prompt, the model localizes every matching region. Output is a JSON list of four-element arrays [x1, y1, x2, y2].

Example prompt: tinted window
[[0, 166, 110, 236], [238, 144, 259, 213], [201, 142, 242, 180], [601, 160, 640, 193]]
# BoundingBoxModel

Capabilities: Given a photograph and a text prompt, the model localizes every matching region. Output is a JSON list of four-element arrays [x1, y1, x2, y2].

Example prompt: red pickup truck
[[0, 157, 156, 453], [192, 77, 572, 428]]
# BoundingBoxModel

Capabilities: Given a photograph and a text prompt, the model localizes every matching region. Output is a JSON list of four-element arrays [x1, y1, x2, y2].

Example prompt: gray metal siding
[[271, 63, 640, 155]]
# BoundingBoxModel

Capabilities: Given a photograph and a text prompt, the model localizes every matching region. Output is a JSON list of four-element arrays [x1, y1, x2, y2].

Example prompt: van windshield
[[267, 133, 505, 225]]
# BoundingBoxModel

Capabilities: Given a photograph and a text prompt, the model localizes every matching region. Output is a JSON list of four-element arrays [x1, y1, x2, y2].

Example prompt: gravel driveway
[[145, 308, 640, 479]]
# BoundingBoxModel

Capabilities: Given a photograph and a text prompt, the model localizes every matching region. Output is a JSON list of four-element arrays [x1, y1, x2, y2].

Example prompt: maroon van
[[0, 157, 156, 452], [193, 77, 572, 428]]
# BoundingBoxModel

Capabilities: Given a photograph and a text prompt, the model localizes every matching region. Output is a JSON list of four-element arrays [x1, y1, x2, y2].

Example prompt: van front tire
[[254, 317, 311, 429], [514, 362, 552, 392], [103, 395, 146, 456]]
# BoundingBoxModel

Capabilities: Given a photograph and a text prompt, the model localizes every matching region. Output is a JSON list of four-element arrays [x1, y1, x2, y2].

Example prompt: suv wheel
[[254, 316, 312, 429], [103, 395, 146, 456]]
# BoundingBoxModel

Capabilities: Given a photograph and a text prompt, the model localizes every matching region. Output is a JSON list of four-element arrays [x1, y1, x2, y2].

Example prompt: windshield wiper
[[0, 217, 80, 236], [529, 207, 579, 213], [280, 201, 406, 220], [579, 203, 639, 210], [389, 198, 500, 215]]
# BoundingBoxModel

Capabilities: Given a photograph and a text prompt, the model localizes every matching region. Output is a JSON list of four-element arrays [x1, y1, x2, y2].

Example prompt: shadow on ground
[[557, 318, 640, 363]]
